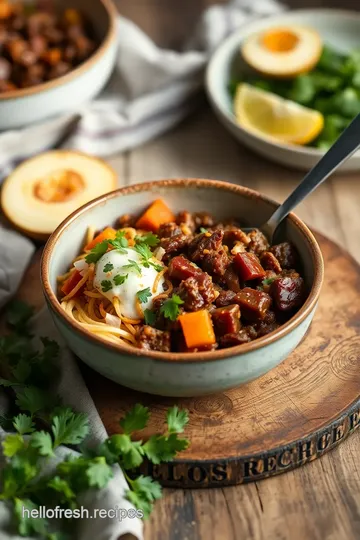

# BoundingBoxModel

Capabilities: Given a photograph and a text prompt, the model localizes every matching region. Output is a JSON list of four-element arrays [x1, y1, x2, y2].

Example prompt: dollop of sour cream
[[93, 248, 165, 319]]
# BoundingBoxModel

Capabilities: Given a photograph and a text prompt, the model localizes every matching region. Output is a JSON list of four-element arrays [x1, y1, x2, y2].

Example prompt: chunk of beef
[[137, 325, 171, 352], [260, 251, 282, 274], [178, 274, 216, 311], [270, 242, 298, 270], [248, 229, 269, 255], [255, 310, 280, 337], [158, 222, 182, 238], [222, 265, 241, 292], [222, 226, 250, 247], [212, 305, 241, 336], [215, 290, 237, 307], [160, 234, 190, 259], [234, 252, 266, 281], [188, 230, 230, 277], [219, 326, 257, 348], [194, 212, 215, 230], [234, 288, 271, 321], [167, 255, 202, 281], [116, 214, 136, 228], [270, 276, 305, 311], [176, 211, 196, 233]]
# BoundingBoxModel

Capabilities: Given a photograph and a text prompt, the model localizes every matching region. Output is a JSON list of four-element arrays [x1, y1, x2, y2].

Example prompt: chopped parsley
[[113, 274, 128, 286], [134, 242, 163, 273], [200, 227, 208, 233], [135, 233, 159, 247], [101, 280, 113, 293], [123, 259, 142, 276], [103, 263, 114, 273], [85, 241, 109, 263], [160, 294, 184, 321], [144, 309, 156, 326], [108, 230, 129, 253], [136, 287, 152, 304], [262, 277, 276, 286]]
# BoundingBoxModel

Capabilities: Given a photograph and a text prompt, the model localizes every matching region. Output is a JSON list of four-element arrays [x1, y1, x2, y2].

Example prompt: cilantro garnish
[[123, 259, 142, 276], [134, 242, 153, 260], [101, 280, 113, 293], [108, 230, 129, 253], [160, 294, 184, 321], [113, 274, 128, 286], [144, 309, 156, 326], [103, 263, 114, 273], [149, 261, 164, 272], [200, 227, 208, 233], [262, 277, 276, 286], [135, 233, 159, 247], [85, 240, 109, 263], [0, 301, 190, 533], [136, 287, 152, 304]]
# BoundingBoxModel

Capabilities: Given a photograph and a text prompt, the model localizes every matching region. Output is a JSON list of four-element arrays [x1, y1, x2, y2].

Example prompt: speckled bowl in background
[[41, 179, 324, 397]]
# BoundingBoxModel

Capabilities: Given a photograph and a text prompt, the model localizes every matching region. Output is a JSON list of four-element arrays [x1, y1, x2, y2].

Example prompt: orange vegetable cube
[[85, 227, 117, 251], [136, 199, 176, 231], [179, 310, 216, 349], [61, 269, 83, 296]]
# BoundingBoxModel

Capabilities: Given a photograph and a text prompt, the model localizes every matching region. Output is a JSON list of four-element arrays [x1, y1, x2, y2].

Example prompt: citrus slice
[[234, 83, 324, 145]]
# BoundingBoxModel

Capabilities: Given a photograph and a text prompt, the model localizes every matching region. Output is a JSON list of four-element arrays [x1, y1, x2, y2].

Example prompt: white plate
[[206, 9, 360, 171]]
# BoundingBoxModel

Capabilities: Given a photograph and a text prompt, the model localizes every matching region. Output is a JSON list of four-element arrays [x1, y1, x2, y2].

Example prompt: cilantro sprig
[[160, 294, 184, 321], [136, 287, 152, 304], [85, 231, 129, 264], [0, 301, 190, 534]]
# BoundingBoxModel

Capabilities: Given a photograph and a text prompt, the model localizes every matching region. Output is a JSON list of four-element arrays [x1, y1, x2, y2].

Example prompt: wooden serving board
[[14, 233, 360, 488]]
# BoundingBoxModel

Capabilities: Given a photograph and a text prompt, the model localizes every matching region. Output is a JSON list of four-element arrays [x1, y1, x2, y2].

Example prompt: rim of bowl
[[0, 0, 117, 101], [41, 179, 324, 363], [205, 8, 360, 158]]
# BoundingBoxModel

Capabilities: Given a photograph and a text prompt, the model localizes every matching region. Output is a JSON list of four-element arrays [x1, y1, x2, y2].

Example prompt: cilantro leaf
[[199, 227, 208, 233], [85, 240, 109, 263], [126, 475, 162, 518], [119, 403, 150, 434], [101, 280, 113, 293], [123, 259, 142, 276], [160, 294, 184, 321], [14, 498, 48, 536], [12, 359, 31, 383], [52, 409, 89, 448], [121, 441, 144, 470], [13, 414, 35, 435], [262, 277, 276, 286], [113, 274, 128, 286], [136, 287, 152, 304], [47, 476, 76, 502], [0, 378, 23, 388], [149, 261, 163, 272], [2, 434, 24, 457], [15, 387, 50, 416], [144, 309, 156, 326], [143, 433, 189, 464], [134, 242, 153, 261], [30, 431, 54, 457], [166, 406, 189, 433], [135, 233, 159, 247], [103, 263, 114, 272], [108, 230, 129, 252], [86, 457, 113, 488], [6, 300, 34, 335]]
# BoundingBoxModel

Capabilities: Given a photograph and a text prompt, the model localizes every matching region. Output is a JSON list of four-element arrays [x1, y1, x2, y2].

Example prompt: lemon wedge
[[234, 83, 324, 145]]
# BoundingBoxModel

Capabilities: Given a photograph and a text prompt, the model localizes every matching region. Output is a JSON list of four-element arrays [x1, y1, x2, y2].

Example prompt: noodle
[[113, 297, 141, 324], [61, 269, 91, 301], [153, 268, 166, 293]]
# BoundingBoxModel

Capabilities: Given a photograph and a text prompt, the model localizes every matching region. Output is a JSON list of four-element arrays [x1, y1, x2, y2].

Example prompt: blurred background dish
[[206, 9, 360, 171], [0, 0, 117, 130]]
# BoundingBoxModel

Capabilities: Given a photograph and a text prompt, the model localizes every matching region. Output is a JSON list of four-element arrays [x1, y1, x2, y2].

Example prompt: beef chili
[[58, 199, 306, 354], [0, 1, 96, 92]]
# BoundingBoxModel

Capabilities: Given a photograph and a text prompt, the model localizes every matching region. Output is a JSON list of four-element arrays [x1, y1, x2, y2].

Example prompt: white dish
[[0, 0, 117, 130], [206, 9, 360, 171]]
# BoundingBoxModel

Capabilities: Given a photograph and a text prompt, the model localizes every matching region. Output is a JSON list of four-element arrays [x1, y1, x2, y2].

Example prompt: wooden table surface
[[112, 2, 360, 539], [5, 1, 360, 539]]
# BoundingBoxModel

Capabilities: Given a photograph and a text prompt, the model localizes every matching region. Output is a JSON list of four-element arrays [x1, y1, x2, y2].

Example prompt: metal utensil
[[244, 113, 360, 243]]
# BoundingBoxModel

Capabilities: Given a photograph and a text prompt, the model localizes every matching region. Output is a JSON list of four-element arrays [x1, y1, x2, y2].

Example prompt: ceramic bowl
[[41, 179, 324, 397], [0, 0, 117, 130], [206, 9, 360, 172]]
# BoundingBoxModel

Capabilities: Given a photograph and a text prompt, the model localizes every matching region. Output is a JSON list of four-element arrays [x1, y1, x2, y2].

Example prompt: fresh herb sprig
[[0, 301, 190, 536], [160, 295, 184, 322]]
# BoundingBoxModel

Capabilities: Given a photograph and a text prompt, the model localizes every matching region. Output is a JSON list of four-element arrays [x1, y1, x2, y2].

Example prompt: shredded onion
[[105, 313, 122, 328], [154, 246, 166, 261], [74, 259, 89, 276]]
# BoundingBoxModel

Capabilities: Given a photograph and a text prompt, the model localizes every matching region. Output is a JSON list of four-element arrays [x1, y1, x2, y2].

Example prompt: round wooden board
[[81, 232, 360, 488]]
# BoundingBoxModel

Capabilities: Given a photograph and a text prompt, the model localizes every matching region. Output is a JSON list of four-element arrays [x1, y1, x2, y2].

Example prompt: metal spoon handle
[[266, 113, 360, 234]]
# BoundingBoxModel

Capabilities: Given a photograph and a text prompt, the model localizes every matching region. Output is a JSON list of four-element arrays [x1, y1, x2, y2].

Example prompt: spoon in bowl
[[244, 113, 360, 243]]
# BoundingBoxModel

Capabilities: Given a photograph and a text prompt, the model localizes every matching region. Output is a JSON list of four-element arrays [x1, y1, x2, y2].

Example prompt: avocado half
[[1, 150, 117, 240]]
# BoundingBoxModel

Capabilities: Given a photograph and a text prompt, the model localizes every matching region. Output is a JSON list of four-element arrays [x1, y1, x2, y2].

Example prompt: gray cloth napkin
[[0, 0, 282, 180], [0, 0, 283, 538]]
